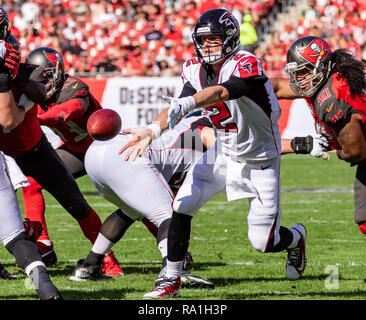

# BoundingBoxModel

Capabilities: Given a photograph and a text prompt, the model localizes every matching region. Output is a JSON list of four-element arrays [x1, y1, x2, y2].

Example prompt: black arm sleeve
[[0, 73, 10, 92], [179, 81, 197, 98], [219, 75, 268, 100]]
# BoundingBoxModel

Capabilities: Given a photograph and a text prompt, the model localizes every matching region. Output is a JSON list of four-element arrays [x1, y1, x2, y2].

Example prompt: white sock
[[288, 227, 301, 248], [91, 233, 114, 255], [165, 260, 183, 278], [158, 238, 167, 259]]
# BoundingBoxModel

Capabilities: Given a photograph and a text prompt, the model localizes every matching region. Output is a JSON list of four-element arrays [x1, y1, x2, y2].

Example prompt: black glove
[[290, 136, 313, 154]]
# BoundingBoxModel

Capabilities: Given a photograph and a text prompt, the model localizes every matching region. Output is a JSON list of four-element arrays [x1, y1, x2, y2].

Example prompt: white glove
[[310, 134, 329, 158], [162, 95, 196, 129]]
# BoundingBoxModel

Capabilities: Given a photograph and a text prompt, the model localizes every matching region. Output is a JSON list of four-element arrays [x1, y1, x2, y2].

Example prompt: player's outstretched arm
[[270, 77, 300, 100], [281, 136, 330, 160]]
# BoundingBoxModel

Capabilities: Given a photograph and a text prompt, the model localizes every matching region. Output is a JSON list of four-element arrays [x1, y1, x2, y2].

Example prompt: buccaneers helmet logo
[[297, 38, 330, 64]]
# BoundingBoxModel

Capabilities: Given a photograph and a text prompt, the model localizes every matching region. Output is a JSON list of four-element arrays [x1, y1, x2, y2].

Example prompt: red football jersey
[[37, 75, 102, 153], [0, 83, 43, 158], [305, 73, 366, 151]]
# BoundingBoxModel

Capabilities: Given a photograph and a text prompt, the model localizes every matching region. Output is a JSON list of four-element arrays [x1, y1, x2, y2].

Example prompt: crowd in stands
[[256, 0, 366, 75], [1, 0, 365, 77], [1, 0, 274, 76]]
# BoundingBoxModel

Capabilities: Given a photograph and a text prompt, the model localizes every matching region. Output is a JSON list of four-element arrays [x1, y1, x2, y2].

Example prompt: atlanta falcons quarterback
[[121, 8, 308, 299]]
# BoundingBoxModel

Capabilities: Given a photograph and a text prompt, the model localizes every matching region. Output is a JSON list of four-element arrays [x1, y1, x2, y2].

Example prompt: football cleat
[[23, 219, 43, 243], [37, 241, 57, 267], [180, 271, 215, 289], [155, 268, 215, 289], [0, 263, 17, 280], [286, 223, 307, 280], [102, 251, 124, 276], [143, 276, 181, 299], [37, 285, 63, 300], [69, 259, 113, 282]]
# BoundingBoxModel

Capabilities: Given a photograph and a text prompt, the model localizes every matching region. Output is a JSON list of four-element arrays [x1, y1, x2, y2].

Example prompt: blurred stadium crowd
[[2, 0, 365, 77]]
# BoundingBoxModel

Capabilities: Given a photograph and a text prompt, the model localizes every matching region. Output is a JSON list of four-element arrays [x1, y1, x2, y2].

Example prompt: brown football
[[87, 109, 122, 141]]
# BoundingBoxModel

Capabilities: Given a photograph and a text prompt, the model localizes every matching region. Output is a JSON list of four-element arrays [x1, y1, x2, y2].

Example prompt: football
[[87, 109, 122, 141]]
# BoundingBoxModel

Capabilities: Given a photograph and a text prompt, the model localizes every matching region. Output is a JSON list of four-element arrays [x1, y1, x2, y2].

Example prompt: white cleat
[[143, 276, 181, 299], [286, 224, 307, 280]]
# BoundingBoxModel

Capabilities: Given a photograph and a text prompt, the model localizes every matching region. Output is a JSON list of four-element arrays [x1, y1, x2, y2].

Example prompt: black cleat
[[69, 259, 113, 282], [0, 263, 17, 280]]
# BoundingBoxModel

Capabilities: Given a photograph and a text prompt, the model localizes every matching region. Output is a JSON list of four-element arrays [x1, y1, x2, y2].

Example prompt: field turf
[[0, 153, 365, 301]]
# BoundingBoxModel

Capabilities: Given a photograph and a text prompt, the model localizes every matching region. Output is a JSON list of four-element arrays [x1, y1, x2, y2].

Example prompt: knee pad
[[173, 185, 202, 215], [358, 221, 366, 236], [248, 227, 269, 253]]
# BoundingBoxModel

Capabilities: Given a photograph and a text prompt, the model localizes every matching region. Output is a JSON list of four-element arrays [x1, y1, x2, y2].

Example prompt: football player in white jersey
[[120, 8, 308, 299], [69, 112, 215, 288]]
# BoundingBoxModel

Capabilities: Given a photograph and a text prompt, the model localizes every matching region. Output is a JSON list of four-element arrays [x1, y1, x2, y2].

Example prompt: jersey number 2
[[205, 102, 238, 132]]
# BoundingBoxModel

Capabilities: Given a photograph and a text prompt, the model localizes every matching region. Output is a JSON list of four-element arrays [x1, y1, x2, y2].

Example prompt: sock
[[165, 260, 183, 278], [77, 207, 102, 244], [158, 238, 168, 260], [358, 221, 366, 236], [288, 227, 301, 248], [90, 233, 114, 256], [22, 176, 49, 241]]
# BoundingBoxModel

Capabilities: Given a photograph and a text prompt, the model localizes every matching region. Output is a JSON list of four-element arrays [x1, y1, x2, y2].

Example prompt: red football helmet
[[285, 36, 333, 97]]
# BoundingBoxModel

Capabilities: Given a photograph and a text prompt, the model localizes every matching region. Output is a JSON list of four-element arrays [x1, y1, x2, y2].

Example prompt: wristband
[[182, 96, 197, 113], [147, 123, 162, 140], [290, 136, 313, 154], [18, 94, 35, 113]]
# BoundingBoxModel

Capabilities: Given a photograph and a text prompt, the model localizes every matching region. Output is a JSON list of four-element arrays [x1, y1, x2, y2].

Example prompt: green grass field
[[1, 153, 365, 301]]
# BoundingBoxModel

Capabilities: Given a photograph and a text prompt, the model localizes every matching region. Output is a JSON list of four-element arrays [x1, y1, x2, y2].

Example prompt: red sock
[[358, 222, 366, 236], [22, 176, 50, 241], [77, 207, 102, 244]]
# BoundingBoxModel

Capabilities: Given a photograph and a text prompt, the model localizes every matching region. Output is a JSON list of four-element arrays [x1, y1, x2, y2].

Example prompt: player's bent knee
[[173, 185, 202, 215], [248, 229, 269, 253]]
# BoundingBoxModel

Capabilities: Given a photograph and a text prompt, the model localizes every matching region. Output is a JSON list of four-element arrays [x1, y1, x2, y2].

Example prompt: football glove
[[4, 45, 20, 80], [162, 95, 196, 129], [310, 134, 329, 158]]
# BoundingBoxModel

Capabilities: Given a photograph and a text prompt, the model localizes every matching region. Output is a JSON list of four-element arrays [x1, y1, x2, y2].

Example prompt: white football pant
[[0, 152, 25, 246], [173, 144, 282, 253], [85, 138, 174, 227]]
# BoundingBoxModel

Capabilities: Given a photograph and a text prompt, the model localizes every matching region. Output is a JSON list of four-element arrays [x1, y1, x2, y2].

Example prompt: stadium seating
[[3, 0, 364, 77]]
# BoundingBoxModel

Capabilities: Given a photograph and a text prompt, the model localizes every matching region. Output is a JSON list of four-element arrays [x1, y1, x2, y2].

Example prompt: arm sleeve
[[220, 75, 268, 100], [0, 72, 10, 92], [37, 98, 86, 126], [178, 81, 197, 98]]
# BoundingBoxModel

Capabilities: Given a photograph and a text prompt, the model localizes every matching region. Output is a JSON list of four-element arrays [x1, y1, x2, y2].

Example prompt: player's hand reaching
[[163, 95, 196, 129], [118, 128, 153, 161]]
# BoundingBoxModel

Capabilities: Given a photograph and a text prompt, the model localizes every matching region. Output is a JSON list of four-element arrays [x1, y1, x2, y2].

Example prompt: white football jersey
[[148, 114, 209, 192], [181, 50, 281, 161]]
